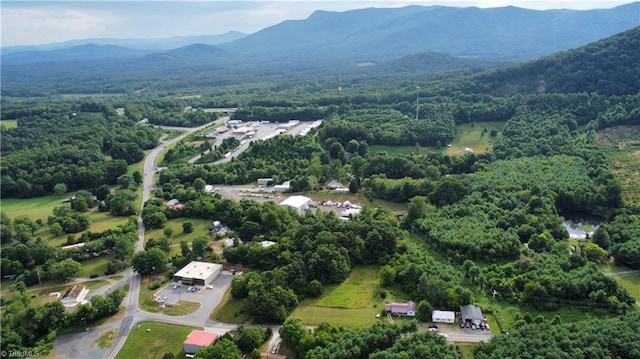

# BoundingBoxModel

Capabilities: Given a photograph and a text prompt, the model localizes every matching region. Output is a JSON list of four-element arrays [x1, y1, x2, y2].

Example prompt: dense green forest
[[1, 23, 639, 358]]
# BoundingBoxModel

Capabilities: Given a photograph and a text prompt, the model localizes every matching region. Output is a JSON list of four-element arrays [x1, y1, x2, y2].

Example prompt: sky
[[1, 0, 636, 47]]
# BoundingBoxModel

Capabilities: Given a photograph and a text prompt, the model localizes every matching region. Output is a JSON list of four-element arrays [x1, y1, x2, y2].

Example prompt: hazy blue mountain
[[1, 44, 153, 65], [141, 43, 228, 64], [0, 31, 247, 54], [221, 2, 640, 62]]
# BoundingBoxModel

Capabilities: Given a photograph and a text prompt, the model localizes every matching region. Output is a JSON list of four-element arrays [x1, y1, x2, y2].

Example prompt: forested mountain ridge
[[476, 26, 640, 96], [221, 2, 640, 62]]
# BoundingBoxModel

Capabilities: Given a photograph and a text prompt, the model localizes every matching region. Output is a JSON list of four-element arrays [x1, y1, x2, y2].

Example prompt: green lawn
[[77, 255, 115, 277], [115, 321, 200, 359], [145, 218, 213, 246], [212, 294, 251, 324], [367, 121, 505, 158], [446, 121, 505, 156], [1, 120, 18, 128], [88, 212, 129, 233], [1, 194, 70, 222], [613, 273, 640, 300], [290, 266, 398, 326]]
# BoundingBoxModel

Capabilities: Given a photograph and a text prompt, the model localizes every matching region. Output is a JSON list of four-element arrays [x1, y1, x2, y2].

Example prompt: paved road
[[105, 120, 222, 359]]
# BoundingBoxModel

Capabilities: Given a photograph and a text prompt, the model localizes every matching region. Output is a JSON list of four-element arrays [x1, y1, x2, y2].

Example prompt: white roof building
[[173, 261, 222, 286], [273, 181, 291, 193], [280, 195, 311, 214], [432, 310, 456, 323]]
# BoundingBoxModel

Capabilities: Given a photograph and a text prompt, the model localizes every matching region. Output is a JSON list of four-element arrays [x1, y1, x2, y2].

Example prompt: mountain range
[[1, 3, 639, 85]]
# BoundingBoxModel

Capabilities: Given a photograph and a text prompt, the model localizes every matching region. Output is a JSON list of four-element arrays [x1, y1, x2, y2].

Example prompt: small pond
[[562, 219, 600, 239]]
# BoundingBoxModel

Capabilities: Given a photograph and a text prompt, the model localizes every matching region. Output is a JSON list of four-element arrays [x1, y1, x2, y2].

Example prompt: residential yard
[[77, 255, 116, 278], [144, 218, 213, 246], [88, 212, 129, 233], [115, 322, 200, 359], [290, 266, 400, 326]]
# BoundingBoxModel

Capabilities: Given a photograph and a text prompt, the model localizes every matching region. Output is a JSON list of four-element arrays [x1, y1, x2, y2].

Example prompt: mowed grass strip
[[115, 321, 200, 359]]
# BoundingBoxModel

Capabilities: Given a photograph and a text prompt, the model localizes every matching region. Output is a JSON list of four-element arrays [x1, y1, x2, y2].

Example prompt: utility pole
[[415, 86, 420, 120]]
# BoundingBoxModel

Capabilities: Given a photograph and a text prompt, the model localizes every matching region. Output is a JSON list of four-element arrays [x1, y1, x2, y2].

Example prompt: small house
[[385, 301, 416, 316]]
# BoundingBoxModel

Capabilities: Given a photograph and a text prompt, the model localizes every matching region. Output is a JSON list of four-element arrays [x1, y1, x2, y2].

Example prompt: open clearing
[[367, 121, 504, 157], [1, 120, 18, 128], [446, 121, 505, 155], [597, 125, 640, 201], [2, 194, 70, 222], [115, 321, 199, 359], [290, 266, 399, 326], [612, 273, 640, 300], [144, 218, 213, 246]]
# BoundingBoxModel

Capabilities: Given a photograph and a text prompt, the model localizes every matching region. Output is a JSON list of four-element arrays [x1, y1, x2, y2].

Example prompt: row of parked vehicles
[[461, 321, 490, 330]]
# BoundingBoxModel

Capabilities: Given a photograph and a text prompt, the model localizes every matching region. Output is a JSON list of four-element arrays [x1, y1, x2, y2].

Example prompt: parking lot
[[154, 271, 233, 315]]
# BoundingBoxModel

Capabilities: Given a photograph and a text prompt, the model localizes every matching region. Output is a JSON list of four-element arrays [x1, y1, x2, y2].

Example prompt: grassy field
[[1, 120, 18, 128], [77, 255, 115, 277], [446, 121, 505, 156], [88, 212, 129, 232], [367, 121, 505, 158], [145, 218, 213, 246], [115, 321, 200, 359], [164, 300, 201, 316], [597, 125, 640, 201], [290, 265, 399, 326], [1, 194, 70, 222], [612, 273, 640, 300], [211, 291, 251, 324]]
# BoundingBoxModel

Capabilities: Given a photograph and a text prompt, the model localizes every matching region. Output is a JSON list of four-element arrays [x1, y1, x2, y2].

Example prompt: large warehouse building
[[280, 195, 311, 214], [173, 261, 222, 286]]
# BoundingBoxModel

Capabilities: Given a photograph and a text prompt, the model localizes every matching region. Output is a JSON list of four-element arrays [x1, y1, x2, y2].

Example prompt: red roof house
[[183, 330, 218, 354], [385, 301, 416, 316]]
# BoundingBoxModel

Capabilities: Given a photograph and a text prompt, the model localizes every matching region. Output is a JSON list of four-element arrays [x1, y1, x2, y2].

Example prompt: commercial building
[[273, 181, 291, 193], [280, 195, 311, 214], [173, 261, 222, 286], [460, 304, 484, 325], [183, 330, 218, 355], [432, 310, 456, 323]]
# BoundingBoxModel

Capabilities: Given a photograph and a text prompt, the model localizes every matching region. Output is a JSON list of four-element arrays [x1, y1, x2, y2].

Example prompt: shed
[[183, 330, 218, 355], [460, 304, 484, 325], [280, 195, 311, 214], [273, 181, 291, 193], [432, 310, 455, 323], [173, 261, 222, 286], [257, 178, 274, 186]]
